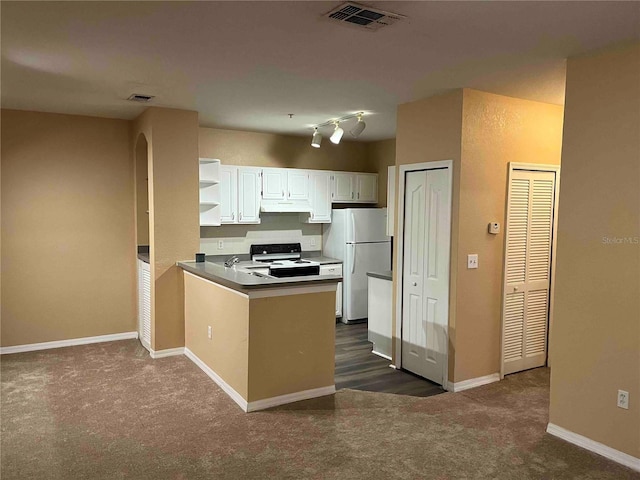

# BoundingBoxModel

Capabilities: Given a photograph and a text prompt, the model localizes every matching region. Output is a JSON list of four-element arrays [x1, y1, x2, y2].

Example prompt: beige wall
[[134, 135, 149, 246], [248, 291, 335, 401], [199, 127, 371, 172], [1, 110, 136, 346], [455, 89, 564, 381], [184, 272, 249, 398], [366, 139, 396, 206], [393, 89, 564, 383], [550, 43, 640, 458], [394, 90, 464, 377], [133, 108, 200, 351]]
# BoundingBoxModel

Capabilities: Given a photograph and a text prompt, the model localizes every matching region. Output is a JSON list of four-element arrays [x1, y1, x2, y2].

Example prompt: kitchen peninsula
[[177, 250, 342, 412]]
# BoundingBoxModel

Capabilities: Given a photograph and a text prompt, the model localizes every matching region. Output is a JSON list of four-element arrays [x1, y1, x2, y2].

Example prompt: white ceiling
[[2, 1, 639, 141]]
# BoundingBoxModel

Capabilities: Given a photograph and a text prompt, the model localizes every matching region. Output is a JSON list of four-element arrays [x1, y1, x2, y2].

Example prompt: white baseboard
[[372, 350, 392, 361], [547, 423, 640, 472], [150, 347, 185, 359], [246, 385, 336, 412], [184, 348, 336, 412], [447, 373, 500, 392], [184, 348, 249, 412], [0, 331, 139, 355]]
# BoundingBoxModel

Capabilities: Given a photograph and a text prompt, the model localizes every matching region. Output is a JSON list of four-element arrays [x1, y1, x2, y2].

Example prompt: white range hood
[[260, 200, 313, 213]]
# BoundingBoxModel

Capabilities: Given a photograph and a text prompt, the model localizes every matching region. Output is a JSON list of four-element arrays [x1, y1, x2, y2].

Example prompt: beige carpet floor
[[1, 339, 638, 479]]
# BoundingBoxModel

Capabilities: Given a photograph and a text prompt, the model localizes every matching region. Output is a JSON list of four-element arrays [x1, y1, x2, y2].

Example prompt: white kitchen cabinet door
[[356, 173, 378, 203], [307, 171, 332, 223], [219, 165, 237, 224], [262, 168, 287, 200], [237, 167, 261, 224], [332, 172, 355, 202], [287, 170, 310, 201]]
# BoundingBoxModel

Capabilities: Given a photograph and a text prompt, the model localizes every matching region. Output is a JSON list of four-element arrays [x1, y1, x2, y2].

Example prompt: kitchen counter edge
[[177, 261, 342, 293]]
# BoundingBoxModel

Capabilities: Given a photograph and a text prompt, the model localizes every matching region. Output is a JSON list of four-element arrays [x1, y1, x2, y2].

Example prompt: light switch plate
[[467, 254, 479, 269]]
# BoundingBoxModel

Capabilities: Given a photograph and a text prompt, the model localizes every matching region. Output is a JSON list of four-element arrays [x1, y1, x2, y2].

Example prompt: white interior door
[[401, 168, 450, 385], [502, 169, 556, 375]]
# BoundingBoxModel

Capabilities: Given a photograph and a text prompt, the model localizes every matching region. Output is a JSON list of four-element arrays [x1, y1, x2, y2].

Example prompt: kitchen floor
[[335, 322, 444, 397]]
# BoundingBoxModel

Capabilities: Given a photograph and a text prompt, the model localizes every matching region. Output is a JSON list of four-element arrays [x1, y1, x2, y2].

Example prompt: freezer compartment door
[[346, 208, 390, 244], [344, 242, 391, 321]]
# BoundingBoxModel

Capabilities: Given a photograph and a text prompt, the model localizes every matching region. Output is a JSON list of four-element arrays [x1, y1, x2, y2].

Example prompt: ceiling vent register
[[323, 2, 405, 31], [127, 94, 155, 103]]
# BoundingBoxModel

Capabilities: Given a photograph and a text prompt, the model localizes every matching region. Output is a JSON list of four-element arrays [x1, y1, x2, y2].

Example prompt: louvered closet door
[[502, 170, 556, 375]]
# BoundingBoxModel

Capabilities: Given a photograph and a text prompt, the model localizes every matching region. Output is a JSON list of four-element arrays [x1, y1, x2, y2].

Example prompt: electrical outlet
[[617, 390, 629, 409], [207, 325, 212, 339], [218, 240, 224, 250], [467, 254, 479, 269], [310, 238, 316, 248]]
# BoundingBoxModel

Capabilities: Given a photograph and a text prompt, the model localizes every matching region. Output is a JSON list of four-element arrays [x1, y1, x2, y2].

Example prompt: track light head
[[330, 123, 344, 144], [311, 128, 322, 148], [350, 114, 366, 138]]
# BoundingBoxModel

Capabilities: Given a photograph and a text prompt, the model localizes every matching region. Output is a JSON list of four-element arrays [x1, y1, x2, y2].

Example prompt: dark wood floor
[[335, 322, 444, 398]]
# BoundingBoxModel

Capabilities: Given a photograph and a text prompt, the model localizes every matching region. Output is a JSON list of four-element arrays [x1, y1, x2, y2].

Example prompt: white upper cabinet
[[287, 170, 310, 201], [262, 168, 287, 200], [331, 172, 378, 204], [262, 168, 309, 201], [303, 170, 332, 223], [356, 173, 378, 203], [219, 165, 237, 224], [237, 167, 261, 224], [332, 172, 355, 202]]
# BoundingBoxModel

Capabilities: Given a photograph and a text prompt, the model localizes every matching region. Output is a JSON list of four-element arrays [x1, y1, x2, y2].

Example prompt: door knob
[[514, 286, 519, 291], [412, 282, 417, 286]]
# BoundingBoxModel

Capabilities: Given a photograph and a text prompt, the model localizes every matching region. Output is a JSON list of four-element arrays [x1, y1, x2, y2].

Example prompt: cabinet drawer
[[320, 264, 343, 276]]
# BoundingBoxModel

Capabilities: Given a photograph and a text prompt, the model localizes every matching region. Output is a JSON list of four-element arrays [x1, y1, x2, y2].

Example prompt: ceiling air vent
[[323, 2, 406, 32], [127, 94, 155, 103]]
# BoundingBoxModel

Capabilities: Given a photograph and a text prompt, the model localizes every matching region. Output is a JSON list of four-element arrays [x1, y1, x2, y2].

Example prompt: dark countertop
[[177, 260, 342, 293], [367, 270, 392, 281]]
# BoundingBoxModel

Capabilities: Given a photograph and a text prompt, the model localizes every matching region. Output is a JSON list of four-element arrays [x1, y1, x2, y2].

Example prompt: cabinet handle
[[282, 190, 285, 197], [239, 212, 242, 221], [351, 192, 354, 200], [232, 212, 235, 220], [357, 192, 360, 199]]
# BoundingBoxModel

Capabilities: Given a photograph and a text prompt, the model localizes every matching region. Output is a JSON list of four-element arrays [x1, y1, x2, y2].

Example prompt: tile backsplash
[[200, 213, 322, 255]]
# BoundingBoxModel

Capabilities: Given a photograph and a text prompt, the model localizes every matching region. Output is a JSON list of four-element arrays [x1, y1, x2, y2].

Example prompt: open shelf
[[199, 158, 222, 226]]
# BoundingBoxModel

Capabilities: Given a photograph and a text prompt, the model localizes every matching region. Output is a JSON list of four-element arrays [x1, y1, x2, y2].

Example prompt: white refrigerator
[[323, 208, 391, 323]]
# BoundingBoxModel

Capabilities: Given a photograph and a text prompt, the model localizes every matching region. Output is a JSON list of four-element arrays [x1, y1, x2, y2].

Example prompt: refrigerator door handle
[[351, 211, 356, 244], [350, 243, 356, 274]]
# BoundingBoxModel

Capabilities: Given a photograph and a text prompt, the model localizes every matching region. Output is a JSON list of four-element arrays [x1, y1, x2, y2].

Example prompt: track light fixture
[[349, 113, 366, 138], [330, 122, 344, 144], [310, 112, 366, 148], [311, 128, 322, 148]]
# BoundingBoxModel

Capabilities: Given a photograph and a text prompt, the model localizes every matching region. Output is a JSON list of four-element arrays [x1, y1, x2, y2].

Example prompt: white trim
[[500, 163, 561, 378], [395, 160, 453, 389], [149, 347, 185, 359], [546, 423, 640, 472], [246, 385, 336, 412], [372, 350, 392, 361], [0, 331, 139, 355], [184, 348, 249, 412], [247, 284, 337, 299], [447, 373, 500, 392]]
